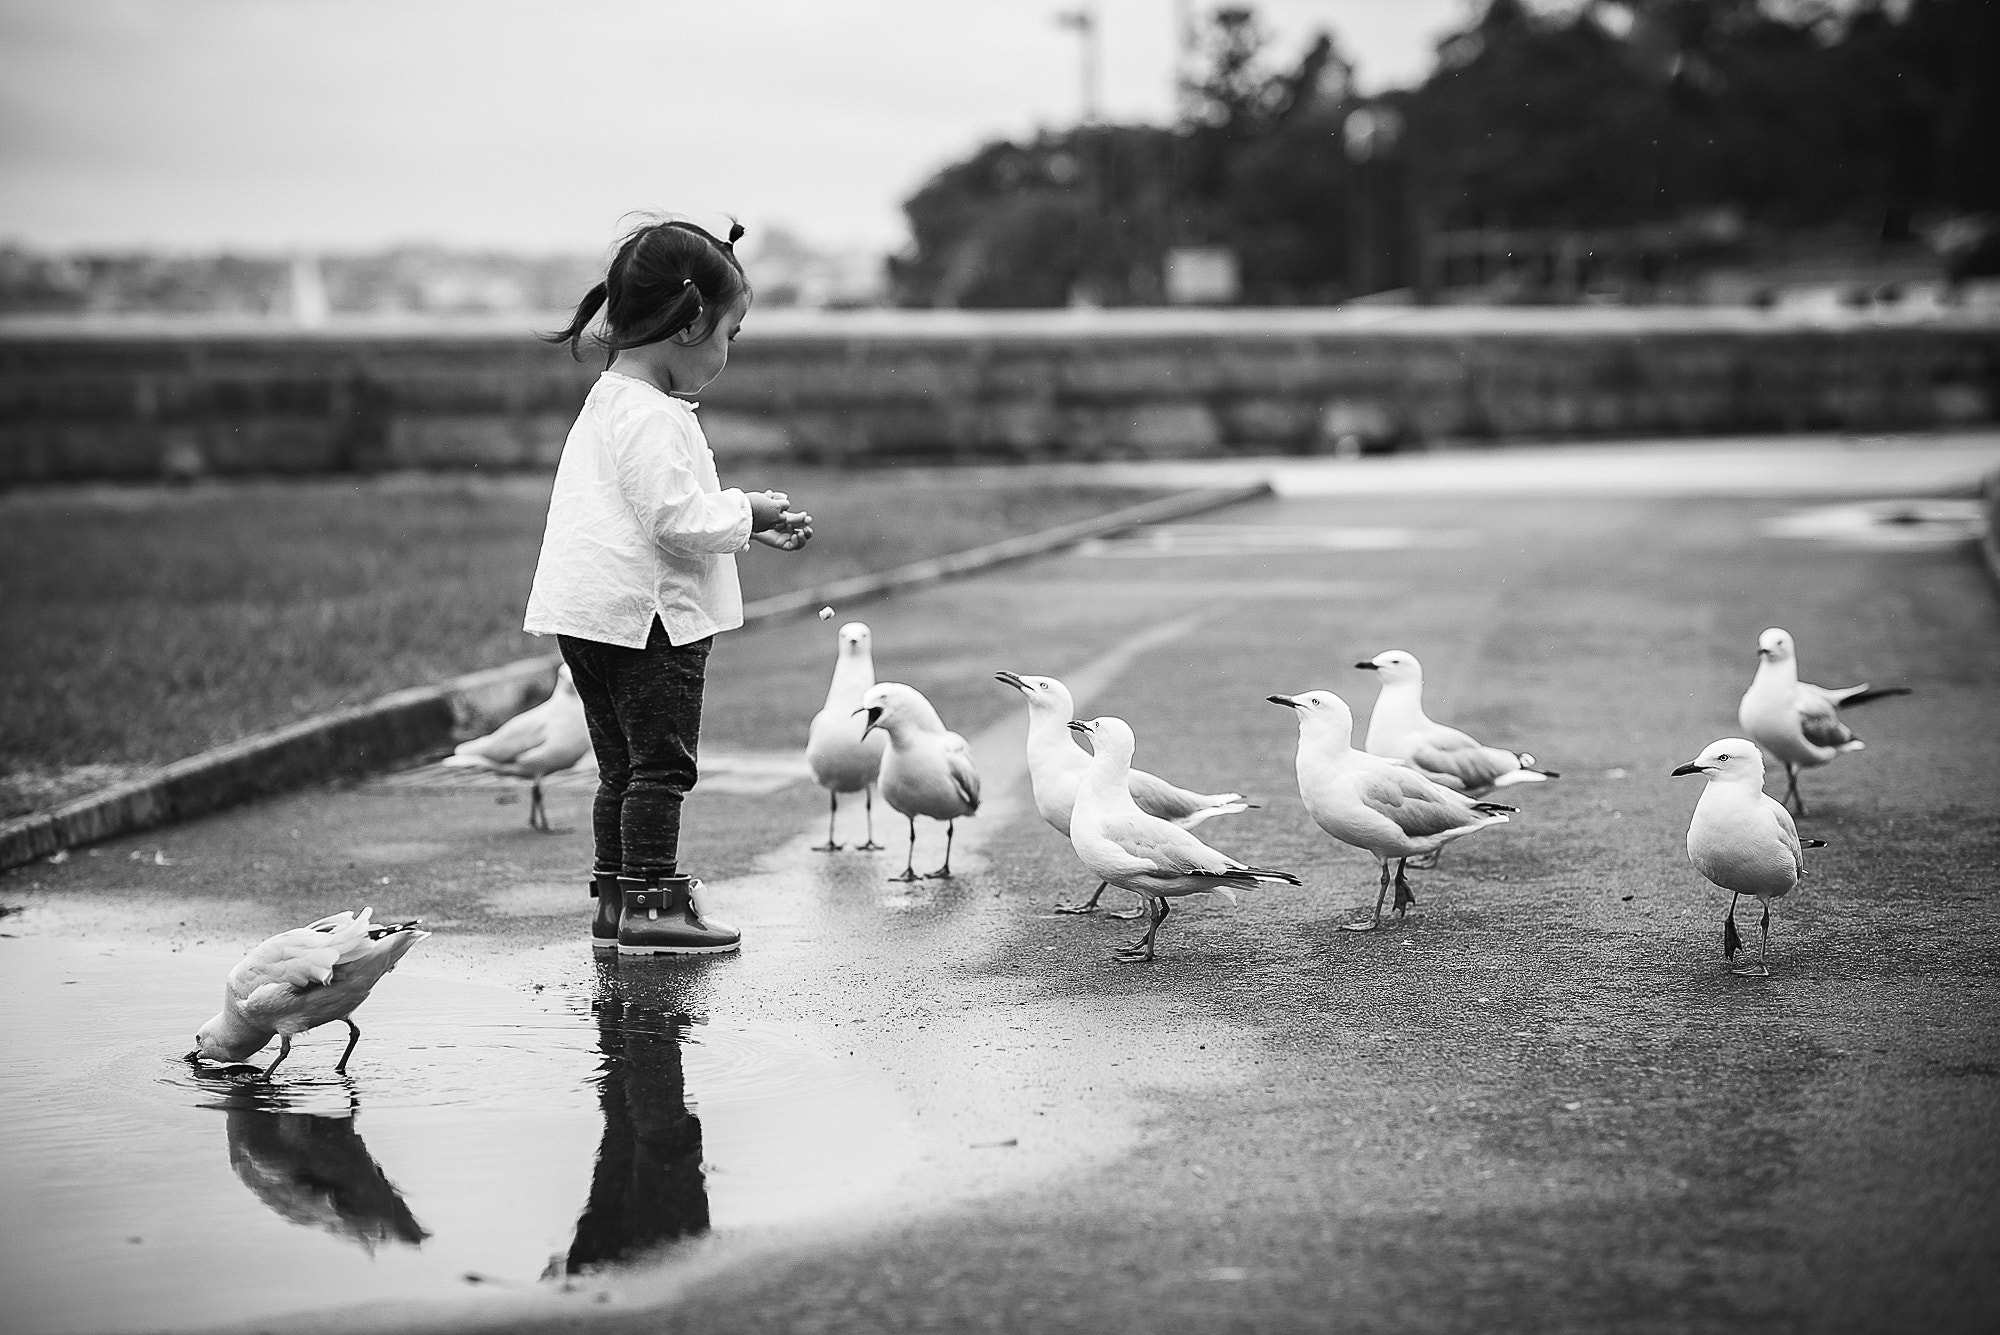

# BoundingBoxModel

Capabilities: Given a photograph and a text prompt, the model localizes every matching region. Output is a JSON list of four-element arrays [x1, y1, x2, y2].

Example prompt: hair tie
[[682, 278, 694, 290]]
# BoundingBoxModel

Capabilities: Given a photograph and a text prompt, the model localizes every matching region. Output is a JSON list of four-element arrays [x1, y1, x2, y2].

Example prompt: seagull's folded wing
[[1126, 767, 1235, 822], [1101, 811, 1233, 876], [943, 733, 981, 811], [1408, 728, 1514, 792], [1359, 766, 1483, 837], [453, 709, 548, 765], [1795, 693, 1857, 748]]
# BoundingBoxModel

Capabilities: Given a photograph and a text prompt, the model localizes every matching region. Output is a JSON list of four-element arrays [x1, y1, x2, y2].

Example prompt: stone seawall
[[3, 308, 1995, 483]]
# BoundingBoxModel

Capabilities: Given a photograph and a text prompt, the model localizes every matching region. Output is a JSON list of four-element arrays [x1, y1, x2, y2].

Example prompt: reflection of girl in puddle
[[213, 1089, 429, 1253], [565, 960, 711, 1272]]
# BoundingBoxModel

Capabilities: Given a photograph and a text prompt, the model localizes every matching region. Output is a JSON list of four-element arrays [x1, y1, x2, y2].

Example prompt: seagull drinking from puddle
[[1737, 627, 1910, 815], [443, 664, 592, 829], [1354, 650, 1557, 797], [1271, 690, 1515, 932], [190, 908, 429, 1077], [806, 622, 889, 851], [1067, 716, 1300, 962], [1673, 738, 1826, 976], [859, 682, 980, 881], [996, 671, 1251, 917]]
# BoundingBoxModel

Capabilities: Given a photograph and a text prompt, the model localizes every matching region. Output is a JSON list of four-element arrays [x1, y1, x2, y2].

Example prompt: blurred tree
[[890, 0, 1998, 307]]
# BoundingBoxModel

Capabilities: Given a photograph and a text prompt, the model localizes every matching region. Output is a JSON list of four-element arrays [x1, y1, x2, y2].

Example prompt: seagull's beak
[[994, 671, 1026, 692], [1756, 647, 1772, 659], [854, 705, 884, 736], [1670, 761, 1708, 777], [1267, 694, 1301, 709], [1353, 661, 1379, 671], [1066, 719, 1093, 735]]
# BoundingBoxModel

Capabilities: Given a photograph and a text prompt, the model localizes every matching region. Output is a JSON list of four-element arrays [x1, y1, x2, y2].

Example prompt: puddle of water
[[1759, 498, 1986, 547], [0, 934, 916, 1335]]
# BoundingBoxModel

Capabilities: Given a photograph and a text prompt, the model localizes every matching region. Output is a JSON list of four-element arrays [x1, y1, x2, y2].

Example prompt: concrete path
[[5, 440, 1998, 1334]]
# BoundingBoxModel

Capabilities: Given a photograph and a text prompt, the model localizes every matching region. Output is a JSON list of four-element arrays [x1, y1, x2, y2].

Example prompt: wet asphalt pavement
[[4, 445, 1999, 1334]]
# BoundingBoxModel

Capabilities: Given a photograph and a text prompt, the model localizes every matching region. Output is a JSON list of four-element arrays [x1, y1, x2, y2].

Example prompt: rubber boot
[[616, 874, 741, 956], [589, 871, 622, 951]]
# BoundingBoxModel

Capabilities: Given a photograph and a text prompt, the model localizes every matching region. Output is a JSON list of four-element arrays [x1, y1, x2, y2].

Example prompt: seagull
[[1271, 690, 1515, 933], [190, 907, 429, 1077], [443, 664, 592, 829], [859, 682, 980, 881], [806, 622, 890, 851], [1066, 716, 1300, 962], [996, 671, 1252, 917], [1672, 738, 1827, 976], [1737, 627, 1911, 815], [1354, 650, 1557, 796]]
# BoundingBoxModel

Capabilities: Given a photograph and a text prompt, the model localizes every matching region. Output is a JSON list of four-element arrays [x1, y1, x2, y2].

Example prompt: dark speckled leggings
[[558, 621, 710, 878]]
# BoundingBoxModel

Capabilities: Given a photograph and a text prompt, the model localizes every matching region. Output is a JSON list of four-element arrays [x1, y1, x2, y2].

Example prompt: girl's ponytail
[[543, 218, 750, 366], [541, 281, 609, 357]]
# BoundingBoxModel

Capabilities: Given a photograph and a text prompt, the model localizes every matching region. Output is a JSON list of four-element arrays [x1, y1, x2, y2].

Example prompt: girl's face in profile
[[660, 293, 749, 395]]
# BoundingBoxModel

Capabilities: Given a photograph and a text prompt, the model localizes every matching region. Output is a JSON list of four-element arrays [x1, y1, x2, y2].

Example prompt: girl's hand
[[747, 491, 794, 532], [751, 523, 813, 551]]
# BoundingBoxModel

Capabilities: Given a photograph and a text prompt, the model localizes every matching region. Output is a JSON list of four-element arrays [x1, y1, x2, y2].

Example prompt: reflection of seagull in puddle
[[558, 958, 712, 1275], [211, 1088, 429, 1254]]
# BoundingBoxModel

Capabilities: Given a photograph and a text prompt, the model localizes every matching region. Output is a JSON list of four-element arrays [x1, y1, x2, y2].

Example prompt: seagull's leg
[[529, 777, 548, 831], [1117, 898, 1167, 962], [1735, 900, 1773, 977], [1392, 859, 1418, 920], [890, 815, 921, 882], [262, 1034, 293, 1079], [925, 821, 956, 878], [1784, 764, 1807, 817], [1723, 892, 1743, 961], [334, 1017, 362, 1074], [1344, 861, 1392, 932], [857, 784, 884, 851], [1054, 880, 1109, 915], [812, 791, 843, 852]]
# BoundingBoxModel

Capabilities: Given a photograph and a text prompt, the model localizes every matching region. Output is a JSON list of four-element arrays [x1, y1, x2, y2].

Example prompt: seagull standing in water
[[859, 682, 980, 881], [996, 671, 1251, 917], [806, 622, 889, 851], [190, 908, 429, 1077], [1354, 650, 1557, 796], [443, 664, 592, 830], [1271, 690, 1515, 932], [1737, 627, 1910, 815], [1067, 716, 1300, 963], [1673, 738, 1826, 976]]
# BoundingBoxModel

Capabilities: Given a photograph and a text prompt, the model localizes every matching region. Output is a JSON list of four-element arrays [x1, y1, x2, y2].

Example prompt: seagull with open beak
[[857, 682, 979, 881], [1672, 737, 1826, 976]]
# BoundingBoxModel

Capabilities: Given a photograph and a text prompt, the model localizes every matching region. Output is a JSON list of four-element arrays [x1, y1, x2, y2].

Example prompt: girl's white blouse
[[524, 371, 753, 648]]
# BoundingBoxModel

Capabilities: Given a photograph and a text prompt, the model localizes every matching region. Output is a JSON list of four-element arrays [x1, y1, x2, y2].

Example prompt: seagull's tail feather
[[1836, 684, 1911, 709], [1225, 864, 1304, 887], [366, 919, 425, 940], [441, 752, 506, 772], [1488, 767, 1554, 788], [1800, 838, 1829, 849], [1176, 800, 1253, 830], [1471, 801, 1519, 815]]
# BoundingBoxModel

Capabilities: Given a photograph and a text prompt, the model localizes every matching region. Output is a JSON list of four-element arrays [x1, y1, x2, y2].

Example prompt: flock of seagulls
[[191, 613, 1908, 1077], [806, 620, 1908, 970]]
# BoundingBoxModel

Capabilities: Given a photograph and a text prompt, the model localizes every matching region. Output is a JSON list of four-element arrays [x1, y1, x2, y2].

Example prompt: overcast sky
[[0, 0, 1486, 256]]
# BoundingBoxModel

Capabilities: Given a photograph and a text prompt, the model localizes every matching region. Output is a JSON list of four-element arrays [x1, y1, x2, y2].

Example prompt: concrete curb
[[1982, 466, 2000, 593], [0, 482, 1271, 874]]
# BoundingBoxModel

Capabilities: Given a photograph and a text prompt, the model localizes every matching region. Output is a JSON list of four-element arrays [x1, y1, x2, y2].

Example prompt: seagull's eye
[[1716, 754, 1729, 761]]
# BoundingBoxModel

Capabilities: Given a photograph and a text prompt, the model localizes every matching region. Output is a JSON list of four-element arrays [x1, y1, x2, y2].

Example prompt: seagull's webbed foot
[[888, 866, 922, 883], [811, 841, 845, 853], [1343, 864, 1393, 932], [922, 867, 954, 879], [855, 841, 885, 851], [921, 823, 957, 878], [1114, 940, 1157, 962]]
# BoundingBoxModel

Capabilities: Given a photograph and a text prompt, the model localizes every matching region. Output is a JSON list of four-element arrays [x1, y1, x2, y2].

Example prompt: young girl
[[526, 217, 811, 956]]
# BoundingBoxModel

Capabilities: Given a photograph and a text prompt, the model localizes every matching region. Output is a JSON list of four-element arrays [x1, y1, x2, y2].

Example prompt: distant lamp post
[[1055, 5, 1100, 124]]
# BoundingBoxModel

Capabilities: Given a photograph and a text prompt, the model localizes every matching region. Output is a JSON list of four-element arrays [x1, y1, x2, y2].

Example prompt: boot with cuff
[[616, 874, 741, 955]]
